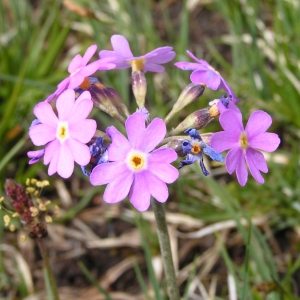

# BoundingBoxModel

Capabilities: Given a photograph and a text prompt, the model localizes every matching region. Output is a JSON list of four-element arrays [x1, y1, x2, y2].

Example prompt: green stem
[[37, 238, 60, 300], [151, 199, 180, 300]]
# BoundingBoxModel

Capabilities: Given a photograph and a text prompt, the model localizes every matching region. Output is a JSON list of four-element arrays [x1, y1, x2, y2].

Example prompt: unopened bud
[[132, 70, 147, 108], [169, 108, 213, 136], [166, 138, 189, 157], [90, 130, 110, 145], [101, 86, 130, 118], [88, 84, 126, 124], [165, 83, 205, 124]]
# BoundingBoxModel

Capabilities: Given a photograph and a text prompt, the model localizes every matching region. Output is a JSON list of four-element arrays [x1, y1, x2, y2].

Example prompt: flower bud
[[5, 179, 47, 239], [132, 70, 147, 108], [88, 83, 126, 124], [165, 83, 205, 124], [169, 108, 213, 136]]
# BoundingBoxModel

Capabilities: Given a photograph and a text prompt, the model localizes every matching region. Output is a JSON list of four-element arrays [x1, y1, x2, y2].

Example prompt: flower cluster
[[26, 35, 280, 211], [4, 179, 60, 239]]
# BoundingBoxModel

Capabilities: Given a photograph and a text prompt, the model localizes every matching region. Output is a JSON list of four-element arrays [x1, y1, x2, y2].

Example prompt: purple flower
[[210, 110, 280, 186], [29, 89, 97, 178], [99, 35, 176, 73], [81, 137, 109, 176], [175, 51, 239, 103], [178, 128, 223, 176], [90, 112, 179, 211], [27, 149, 45, 164], [46, 45, 116, 102]]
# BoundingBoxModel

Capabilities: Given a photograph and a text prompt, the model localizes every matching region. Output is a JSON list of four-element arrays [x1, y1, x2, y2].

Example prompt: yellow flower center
[[56, 122, 69, 143], [191, 142, 201, 154], [126, 150, 147, 172], [239, 132, 249, 150], [131, 59, 145, 72]]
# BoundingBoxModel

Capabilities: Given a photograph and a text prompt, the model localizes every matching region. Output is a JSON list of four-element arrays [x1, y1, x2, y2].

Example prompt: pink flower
[[175, 51, 239, 103], [29, 89, 97, 178], [210, 110, 280, 186], [99, 35, 176, 72], [90, 112, 179, 211], [46, 45, 116, 102]]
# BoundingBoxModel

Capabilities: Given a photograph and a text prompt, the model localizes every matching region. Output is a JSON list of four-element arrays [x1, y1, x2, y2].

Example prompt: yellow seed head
[[4, 215, 10, 227], [10, 224, 15, 232], [31, 179, 37, 185], [42, 180, 50, 187], [26, 178, 30, 186], [36, 181, 43, 188], [12, 212, 19, 218], [26, 187, 35, 194], [0, 197, 4, 203], [30, 207, 39, 217], [20, 235, 26, 243], [39, 203, 46, 211], [45, 215, 53, 223]]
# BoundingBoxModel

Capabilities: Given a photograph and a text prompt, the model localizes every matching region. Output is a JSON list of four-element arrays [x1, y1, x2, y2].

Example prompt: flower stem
[[151, 199, 180, 300], [37, 238, 60, 300]]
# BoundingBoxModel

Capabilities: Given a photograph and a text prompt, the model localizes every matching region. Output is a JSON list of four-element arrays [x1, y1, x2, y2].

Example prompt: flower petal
[[125, 112, 145, 149], [44, 139, 60, 165], [56, 89, 76, 121], [210, 131, 239, 152], [68, 93, 93, 124], [56, 143, 74, 178], [226, 147, 248, 186], [236, 155, 248, 186], [144, 63, 165, 73], [103, 170, 134, 203], [225, 146, 242, 174], [144, 171, 168, 203], [186, 50, 202, 64], [129, 172, 151, 211], [145, 49, 175, 64], [111, 35, 133, 58], [29, 124, 56, 146], [106, 126, 131, 161], [68, 54, 82, 74], [78, 61, 101, 77], [191, 70, 221, 90], [148, 161, 179, 184], [148, 148, 178, 164], [245, 148, 267, 184], [33, 102, 58, 127], [90, 161, 128, 186], [219, 109, 244, 133], [48, 151, 59, 176], [69, 120, 96, 143], [99, 50, 130, 68], [139, 118, 166, 152], [174, 62, 202, 71], [82, 45, 97, 65], [245, 111, 272, 138], [67, 139, 91, 166], [68, 73, 85, 90], [249, 132, 280, 152]]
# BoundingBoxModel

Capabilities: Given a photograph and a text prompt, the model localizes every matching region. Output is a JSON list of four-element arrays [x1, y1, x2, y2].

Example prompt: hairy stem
[[37, 238, 60, 300], [151, 199, 180, 300]]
